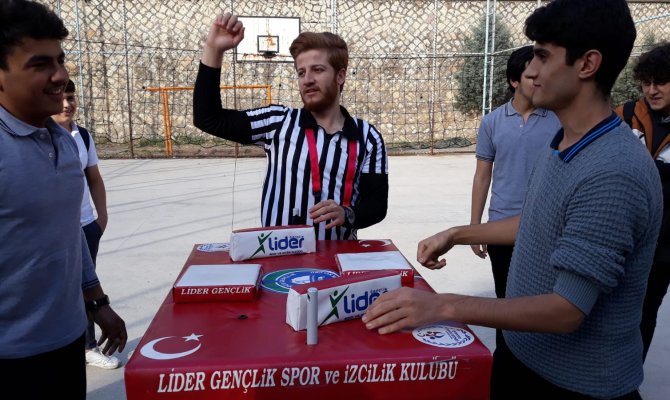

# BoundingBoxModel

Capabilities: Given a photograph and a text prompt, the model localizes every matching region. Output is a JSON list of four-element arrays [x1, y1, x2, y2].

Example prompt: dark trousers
[[0, 334, 86, 399], [83, 221, 103, 349], [490, 338, 642, 400], [488, 244, 514, 348], [488, 244, 514, 298], [641, 258, 670, 361]]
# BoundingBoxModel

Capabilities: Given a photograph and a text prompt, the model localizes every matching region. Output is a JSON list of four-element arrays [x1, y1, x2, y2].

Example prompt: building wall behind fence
[[42, 0, 670, 158]]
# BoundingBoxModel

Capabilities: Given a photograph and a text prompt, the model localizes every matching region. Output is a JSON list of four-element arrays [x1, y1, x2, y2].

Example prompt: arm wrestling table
[[124, 239, 492, 400]]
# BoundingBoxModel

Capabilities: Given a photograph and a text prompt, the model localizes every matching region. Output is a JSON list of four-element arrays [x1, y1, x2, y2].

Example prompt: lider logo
[[251, 232, 307, 258], [321, 287, 350, 325], [251, 232, 273, 258], [321, 287, 387, 325]]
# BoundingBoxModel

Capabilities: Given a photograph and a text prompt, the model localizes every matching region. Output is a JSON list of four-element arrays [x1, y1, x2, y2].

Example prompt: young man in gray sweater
[[363, 0, 663, 398]]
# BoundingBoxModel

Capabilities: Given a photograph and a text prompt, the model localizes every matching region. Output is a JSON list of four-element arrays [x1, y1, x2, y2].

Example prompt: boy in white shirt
[[52, 79, 118, 370]]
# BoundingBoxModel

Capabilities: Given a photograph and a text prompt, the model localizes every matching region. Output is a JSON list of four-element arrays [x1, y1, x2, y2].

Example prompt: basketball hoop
[[235, 16, 300, 63], [261, 50, 278, 59], [258, 35, 280, 58]]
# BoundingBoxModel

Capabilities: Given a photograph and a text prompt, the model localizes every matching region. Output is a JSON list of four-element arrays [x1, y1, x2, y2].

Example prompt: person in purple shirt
[[0, 1, 126, 398]]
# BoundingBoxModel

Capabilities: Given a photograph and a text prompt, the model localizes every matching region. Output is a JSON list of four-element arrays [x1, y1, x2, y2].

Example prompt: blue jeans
[[82, 221, 103, 350]]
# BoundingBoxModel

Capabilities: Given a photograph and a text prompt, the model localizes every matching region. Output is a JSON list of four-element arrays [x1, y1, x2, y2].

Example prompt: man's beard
[[302, 79, 339, 112]]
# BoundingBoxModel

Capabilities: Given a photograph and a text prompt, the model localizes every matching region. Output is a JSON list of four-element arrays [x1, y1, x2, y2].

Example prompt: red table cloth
[[124, 239, 492, 399]]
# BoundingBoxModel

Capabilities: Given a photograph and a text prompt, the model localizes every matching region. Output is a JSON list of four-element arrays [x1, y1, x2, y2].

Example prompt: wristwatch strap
[[344, 206, 356, 226], [86, 295, 110, 312]]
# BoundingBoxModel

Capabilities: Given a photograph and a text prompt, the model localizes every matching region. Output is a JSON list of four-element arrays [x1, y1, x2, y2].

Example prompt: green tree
[[611, 35, 659, 107], [455, 15, 514, 116]]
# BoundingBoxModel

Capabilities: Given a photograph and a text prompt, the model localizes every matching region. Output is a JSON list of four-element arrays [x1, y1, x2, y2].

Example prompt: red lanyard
[[305, 128, 358, 207]]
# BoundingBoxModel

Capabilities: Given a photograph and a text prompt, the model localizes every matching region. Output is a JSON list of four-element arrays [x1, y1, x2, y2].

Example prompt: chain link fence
[[41, 0, 670, 158]]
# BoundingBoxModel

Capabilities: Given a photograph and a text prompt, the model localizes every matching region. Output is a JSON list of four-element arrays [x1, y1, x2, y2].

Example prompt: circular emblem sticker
[[196, 243, 230, 252], [261, 268, 339, 294], [412, 324, 475, 348]]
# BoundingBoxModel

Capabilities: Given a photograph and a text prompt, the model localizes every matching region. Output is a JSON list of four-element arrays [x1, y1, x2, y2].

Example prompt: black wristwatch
[[86, 295, 110, 312], [343, 206, 356, 226]]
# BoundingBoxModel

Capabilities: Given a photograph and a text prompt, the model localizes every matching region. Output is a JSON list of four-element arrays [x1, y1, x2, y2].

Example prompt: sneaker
[[85, 347, 120, 370]]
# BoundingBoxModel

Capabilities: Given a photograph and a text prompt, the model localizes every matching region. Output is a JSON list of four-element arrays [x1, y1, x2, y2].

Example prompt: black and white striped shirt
[[194, 63, 388, 240]]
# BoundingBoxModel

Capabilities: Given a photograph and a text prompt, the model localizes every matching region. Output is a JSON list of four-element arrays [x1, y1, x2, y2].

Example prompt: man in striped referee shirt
[[194, 13, 388, 241]]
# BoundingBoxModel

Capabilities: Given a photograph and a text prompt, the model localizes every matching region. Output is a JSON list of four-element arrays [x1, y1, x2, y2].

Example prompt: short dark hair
[[65, 79, 76, 93], [0, 0, 68, 70], [506, 45, 534, 93], [524, 0, 636, 98], [634, 43, 670, 85]]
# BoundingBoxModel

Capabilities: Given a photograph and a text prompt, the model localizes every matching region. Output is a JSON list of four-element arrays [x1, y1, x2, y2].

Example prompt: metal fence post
[[429, 0, 439, 155], [73, 0, 88, 128], [481, 0, 491, 117], [122, 0, 135, 158], [487, 0, 498, 114]]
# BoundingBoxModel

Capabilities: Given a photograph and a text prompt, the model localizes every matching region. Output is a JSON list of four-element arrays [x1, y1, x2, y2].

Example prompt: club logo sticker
[[261, 268, 338, 294], [413, 324, 475, 348], [196, 243, 230, 252]]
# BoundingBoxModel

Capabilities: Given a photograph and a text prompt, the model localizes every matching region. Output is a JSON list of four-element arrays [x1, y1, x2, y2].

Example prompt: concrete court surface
[[87, 155, 669, 400]]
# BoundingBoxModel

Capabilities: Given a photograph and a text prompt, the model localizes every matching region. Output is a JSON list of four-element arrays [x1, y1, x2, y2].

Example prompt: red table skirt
[[125, 240, 492, 399]]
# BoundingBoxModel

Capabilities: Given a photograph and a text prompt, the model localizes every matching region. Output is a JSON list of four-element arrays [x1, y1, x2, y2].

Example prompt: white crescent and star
[[358, 239, 392, 247], [139, 333, 203, 360]]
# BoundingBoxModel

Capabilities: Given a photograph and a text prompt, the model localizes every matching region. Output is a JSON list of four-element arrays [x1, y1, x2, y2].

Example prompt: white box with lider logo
[[229, 225, 316, 261], [285, 270, 401, 331]]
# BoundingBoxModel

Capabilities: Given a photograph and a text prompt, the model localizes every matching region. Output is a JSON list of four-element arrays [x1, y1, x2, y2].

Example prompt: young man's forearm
[[86, 166, 108, 229], [201, 45, 224, 68], [451, 215, 520, 246], [350, 173, 388, 229], [470, 162, 492, 224], [439, 292, 585, 333]]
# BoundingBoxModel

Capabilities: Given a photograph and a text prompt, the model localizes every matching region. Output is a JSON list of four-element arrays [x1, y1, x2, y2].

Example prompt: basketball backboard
[[236, 16, 301, 63]]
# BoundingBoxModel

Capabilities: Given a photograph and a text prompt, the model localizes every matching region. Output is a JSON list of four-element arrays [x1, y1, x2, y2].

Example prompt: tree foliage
[[455, 15, 514, 116]]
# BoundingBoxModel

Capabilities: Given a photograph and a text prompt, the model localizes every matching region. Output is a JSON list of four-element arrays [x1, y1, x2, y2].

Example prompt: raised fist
[[205, 13, 245, 53]]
